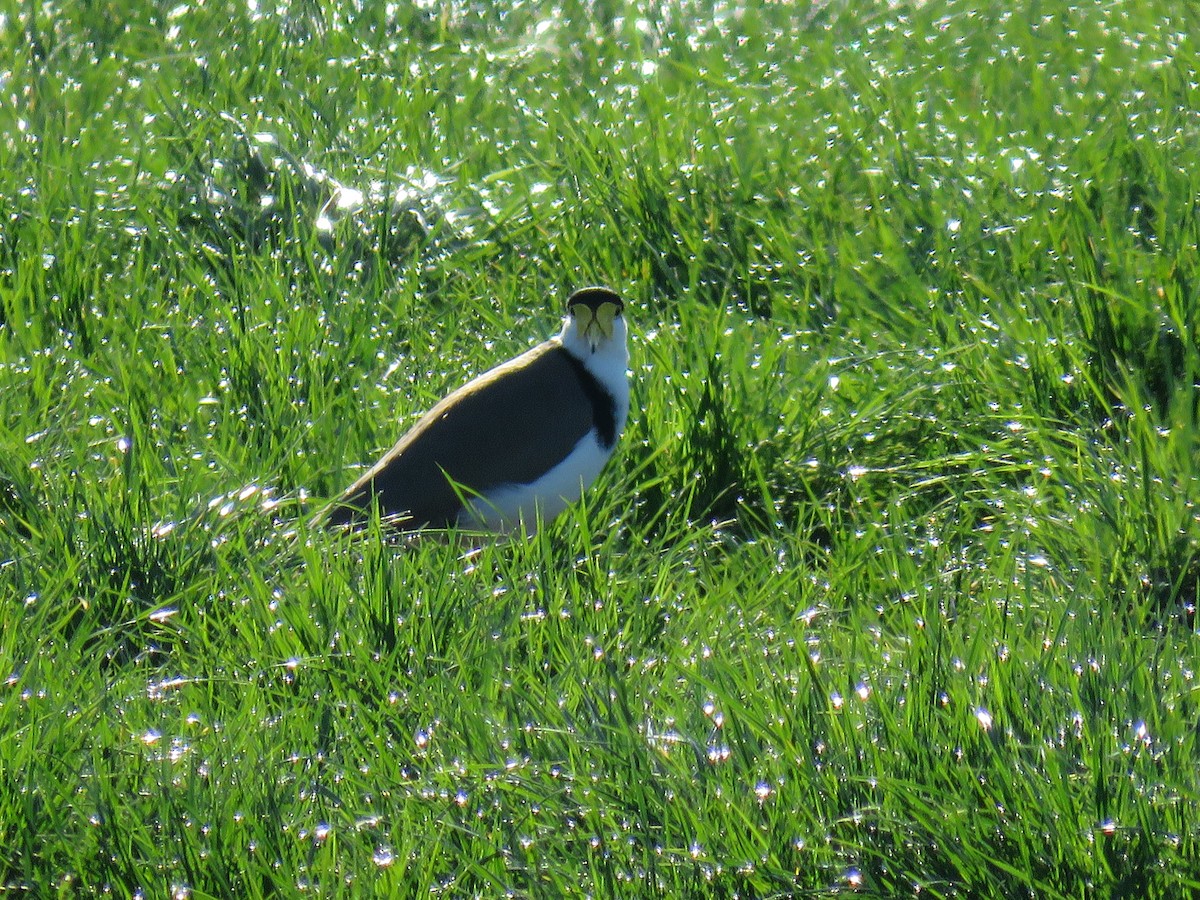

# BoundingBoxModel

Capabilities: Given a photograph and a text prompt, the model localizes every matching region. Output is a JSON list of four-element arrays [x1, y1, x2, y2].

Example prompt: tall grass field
[[3, 1, 1200, 896]]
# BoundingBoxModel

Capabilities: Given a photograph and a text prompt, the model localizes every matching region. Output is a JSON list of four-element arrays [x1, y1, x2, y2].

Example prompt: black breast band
[[558, 349, 617, 448]]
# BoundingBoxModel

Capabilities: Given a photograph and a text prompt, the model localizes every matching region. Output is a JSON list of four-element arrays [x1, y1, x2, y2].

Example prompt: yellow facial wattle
[[574, 300, 620, 343]]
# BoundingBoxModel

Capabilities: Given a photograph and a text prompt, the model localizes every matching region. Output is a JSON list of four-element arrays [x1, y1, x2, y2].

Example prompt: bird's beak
[[574, 300, 620, 345]]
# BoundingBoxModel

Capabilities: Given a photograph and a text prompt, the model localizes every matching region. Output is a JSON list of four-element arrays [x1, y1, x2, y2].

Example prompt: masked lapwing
[[325, 287, 629, 532]]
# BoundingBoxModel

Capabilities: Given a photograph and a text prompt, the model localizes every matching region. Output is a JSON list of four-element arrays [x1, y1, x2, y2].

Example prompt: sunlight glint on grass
[[2, 0, 1200, 896]]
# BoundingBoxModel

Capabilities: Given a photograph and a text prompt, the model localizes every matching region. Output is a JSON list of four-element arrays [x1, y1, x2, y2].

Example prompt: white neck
[[559, 314, 630, 434]]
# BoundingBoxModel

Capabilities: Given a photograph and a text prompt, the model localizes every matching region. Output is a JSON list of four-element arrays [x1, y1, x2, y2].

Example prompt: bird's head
[[566, 287, 625, 354]]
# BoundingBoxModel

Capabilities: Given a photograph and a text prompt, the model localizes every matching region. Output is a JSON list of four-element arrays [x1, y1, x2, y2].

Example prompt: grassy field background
[[4, 0, 1200, 896]]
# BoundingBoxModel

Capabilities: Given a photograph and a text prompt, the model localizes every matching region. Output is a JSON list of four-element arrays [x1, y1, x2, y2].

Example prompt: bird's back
[[326, 341, 601, 528]]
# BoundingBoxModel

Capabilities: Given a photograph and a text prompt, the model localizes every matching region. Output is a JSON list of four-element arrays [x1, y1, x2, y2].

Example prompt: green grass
[[3, 0, 1200, 895]]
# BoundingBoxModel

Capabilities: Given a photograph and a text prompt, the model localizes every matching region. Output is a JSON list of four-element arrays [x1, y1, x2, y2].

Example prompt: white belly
[[458, 431, 611, 533]]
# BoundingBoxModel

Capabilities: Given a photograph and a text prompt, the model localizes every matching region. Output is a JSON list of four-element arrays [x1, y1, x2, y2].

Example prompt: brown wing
[[327, 342, 595, 528]]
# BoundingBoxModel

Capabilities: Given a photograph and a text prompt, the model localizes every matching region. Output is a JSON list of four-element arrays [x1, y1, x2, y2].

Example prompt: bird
[[324, 286, 629, 533]]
